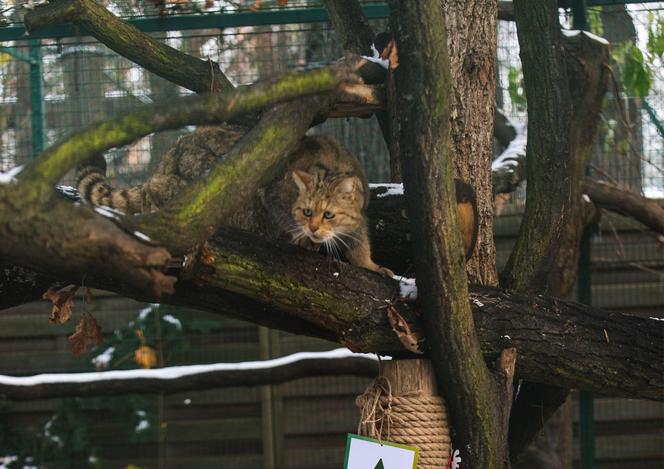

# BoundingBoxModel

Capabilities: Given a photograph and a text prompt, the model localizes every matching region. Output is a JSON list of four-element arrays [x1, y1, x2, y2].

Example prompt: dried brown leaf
[[135, 345, 158, 369], [386, 305, 423, 354], [68, 313, 103, 356], [43, 285, 79, 324]]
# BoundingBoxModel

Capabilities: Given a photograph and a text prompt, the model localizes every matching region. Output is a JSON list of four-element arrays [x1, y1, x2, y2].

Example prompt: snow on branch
[[0, 349, 380, 401]]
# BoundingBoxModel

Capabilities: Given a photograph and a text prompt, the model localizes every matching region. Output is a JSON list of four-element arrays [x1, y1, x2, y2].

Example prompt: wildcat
[[78, 125, 394, 275]]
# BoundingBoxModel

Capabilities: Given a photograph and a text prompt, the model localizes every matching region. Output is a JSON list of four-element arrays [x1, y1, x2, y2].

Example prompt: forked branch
[[25, 0, 233, 94]]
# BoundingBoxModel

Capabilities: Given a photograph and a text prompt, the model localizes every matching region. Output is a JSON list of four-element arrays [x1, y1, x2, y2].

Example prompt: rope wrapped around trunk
[[356, 376, 451, 468]]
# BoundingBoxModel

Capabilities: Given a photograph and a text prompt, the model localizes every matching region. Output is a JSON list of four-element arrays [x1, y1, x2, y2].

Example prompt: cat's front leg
[[344, 231, 394, 277]]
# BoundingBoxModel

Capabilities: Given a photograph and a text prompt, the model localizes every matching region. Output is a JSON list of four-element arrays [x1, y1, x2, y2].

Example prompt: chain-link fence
[[0, 2, 662, 468]]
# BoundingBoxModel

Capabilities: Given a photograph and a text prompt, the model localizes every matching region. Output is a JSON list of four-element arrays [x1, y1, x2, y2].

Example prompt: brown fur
[[77, 127, 392, 275]]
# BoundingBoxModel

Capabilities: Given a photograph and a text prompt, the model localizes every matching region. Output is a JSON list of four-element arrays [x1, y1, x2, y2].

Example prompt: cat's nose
[[310, 224, 319, 233]]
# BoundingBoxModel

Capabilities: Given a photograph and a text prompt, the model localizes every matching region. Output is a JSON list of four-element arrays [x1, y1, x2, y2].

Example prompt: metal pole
[[578, 228, 595, 469], [28, 39, 45, 157], [571, 0, 589, 31]]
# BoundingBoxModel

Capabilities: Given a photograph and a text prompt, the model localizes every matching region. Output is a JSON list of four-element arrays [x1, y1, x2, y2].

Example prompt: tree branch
[[584, 178, 664, 235], [18, 67, 355, 202], [322, 0, 375, 56], [0, 350, 378, 401], [389, 2, 508, 467], [1, 227, 662, 401], [24, 0, 233, 94]]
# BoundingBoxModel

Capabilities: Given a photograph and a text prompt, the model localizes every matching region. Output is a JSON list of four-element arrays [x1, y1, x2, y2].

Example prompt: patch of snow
[[0, 456, 18, 469], [393, 275, 418, 300], [562, 29, 581, 38], [56, 185, 79, 199], [472, 298, 484, 308], [137, 304, 158, 322], [361, 44, 390, 70], [644, 186, 664, 199], [184, 398, 192, 405], [163, 314, 182, 330], [135, 410, 150, 433], [501, 335, 512, 340], [649, 317, 664, 321], [369, 183, 404, 198], [43, 418, 63, 447], [94, 206, 121, 221], [133, 231, 151, 242], [333, 272, 340, 278], [562, 29, 610, 45], [492, 123, 527, 172], [582, 194, 591, 203], [92, 347, 115, 370], [0, 348, 385, 386], [0, 164, 24, 184]]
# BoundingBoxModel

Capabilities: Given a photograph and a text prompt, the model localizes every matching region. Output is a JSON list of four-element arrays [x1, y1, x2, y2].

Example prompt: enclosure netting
[[0, 3, 662, 469]]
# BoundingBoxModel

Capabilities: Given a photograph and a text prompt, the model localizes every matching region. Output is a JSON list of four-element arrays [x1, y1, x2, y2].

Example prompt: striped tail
[[77, 166, 142, 214]]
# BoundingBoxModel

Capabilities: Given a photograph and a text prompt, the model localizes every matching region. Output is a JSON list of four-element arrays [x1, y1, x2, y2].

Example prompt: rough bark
[[506, 1, 611, 463], [0, 355, 378, 401], [1, 227, 662, 401], [321, 0, 375, 56], [389, 2, 511, 467], [443, 0, 499, 286]]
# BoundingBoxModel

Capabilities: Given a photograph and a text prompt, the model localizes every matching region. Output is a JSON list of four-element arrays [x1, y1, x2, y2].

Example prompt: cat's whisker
[[338, 231, 362, 244], [331, 233, 351, 250]]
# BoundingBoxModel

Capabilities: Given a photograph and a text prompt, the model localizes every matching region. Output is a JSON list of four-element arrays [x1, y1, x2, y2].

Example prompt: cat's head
[[290, 169, 365, 245]]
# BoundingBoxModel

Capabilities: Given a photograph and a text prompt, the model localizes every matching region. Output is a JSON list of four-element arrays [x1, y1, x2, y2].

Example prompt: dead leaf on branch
[[68, 313, 103, 356], [386, 305, 424, 354], [42, 285, 80, 324], [135, 345, 158, 369]]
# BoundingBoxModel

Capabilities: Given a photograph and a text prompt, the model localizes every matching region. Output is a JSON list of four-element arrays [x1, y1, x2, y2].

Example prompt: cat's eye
[[323, 211, 335, 219], [303, 208, 313, 217]]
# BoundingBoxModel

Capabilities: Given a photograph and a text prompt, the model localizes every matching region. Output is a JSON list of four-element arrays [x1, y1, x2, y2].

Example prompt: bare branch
[[2, 229, 662, 401], [24, 0, 233, 94], [584, 178, 664, 236], [0, 351, 378, 401], [322, 0, 375, 56]]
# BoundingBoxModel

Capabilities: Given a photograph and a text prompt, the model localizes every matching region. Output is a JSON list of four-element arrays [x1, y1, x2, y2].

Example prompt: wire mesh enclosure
[[0, 2, 662, 469]]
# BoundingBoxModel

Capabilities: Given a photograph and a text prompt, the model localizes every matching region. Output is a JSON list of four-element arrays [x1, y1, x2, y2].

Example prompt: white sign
[[344, 433, 419, 469]]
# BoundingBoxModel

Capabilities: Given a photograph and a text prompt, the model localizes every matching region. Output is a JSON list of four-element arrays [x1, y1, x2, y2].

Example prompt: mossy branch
[[2, 226, 662, 401], [134, 94, 333, 254], [389, 1, 508, 467], [24, 0, 233, 94], [18, 67, 357, 202]]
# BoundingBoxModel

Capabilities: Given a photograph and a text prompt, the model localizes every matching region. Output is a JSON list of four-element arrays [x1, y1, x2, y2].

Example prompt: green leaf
[[507, 66, 527, 112], [647, 16, 664, 58], [614, 42, 652, 98]]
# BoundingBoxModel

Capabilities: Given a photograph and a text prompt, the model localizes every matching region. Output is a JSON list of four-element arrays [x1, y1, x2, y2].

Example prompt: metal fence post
[[28, 39, 45, 157], [578, 227, 595, 469]]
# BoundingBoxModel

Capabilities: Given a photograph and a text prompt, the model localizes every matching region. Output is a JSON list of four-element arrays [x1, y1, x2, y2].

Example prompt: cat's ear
[[336, 176, 361, 195], [292, 170, 314, 192]]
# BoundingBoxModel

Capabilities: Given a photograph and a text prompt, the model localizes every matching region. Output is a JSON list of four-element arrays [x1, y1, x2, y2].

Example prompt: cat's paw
[[376, 266, 395, 278]]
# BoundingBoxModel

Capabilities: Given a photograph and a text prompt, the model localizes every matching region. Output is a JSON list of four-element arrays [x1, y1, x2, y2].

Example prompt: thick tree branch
[[2, 228, 662, 401], [24, 0, 233, 94], [322, 0, 375, 56], [389, 2, 507, 467], [506, 3, 611, 461], [504, 0, 576, 293], [584, 178, 664, 235], [18, 67, 355, 202], [0, 350, 378, 401]]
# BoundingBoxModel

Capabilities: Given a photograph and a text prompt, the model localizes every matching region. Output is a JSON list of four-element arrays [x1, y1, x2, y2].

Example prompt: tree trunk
[[443, 0, 499, 285]]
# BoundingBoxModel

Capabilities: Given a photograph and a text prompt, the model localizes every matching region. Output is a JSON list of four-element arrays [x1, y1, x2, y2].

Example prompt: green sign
[[344, 434, 418, 469]]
